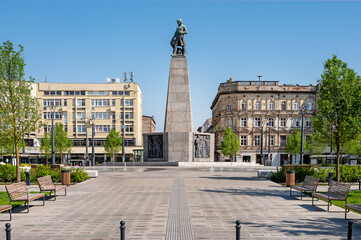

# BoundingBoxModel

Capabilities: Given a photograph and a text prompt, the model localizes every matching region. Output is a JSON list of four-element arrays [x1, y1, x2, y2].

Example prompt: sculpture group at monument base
[[143, 132, 214, 162]]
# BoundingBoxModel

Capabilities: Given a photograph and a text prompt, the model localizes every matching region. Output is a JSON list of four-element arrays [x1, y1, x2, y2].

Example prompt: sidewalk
[[1, 167, 360, 239]]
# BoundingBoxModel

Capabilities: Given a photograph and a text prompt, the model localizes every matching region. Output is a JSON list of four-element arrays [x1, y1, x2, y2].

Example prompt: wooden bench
[[345, 204, 361, 220], [312, 181, 351, 212], [37, 175, 67, 200], [5, 182, 45, 213], [290, 175, 319, 200], [0, 205, 12, 221]]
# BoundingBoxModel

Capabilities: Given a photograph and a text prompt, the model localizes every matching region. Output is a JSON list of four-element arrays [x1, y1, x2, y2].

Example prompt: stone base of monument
[[143, 132, 214, 162]]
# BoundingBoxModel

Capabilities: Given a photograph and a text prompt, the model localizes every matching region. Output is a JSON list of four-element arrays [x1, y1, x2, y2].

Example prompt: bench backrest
[[303, 176, 319, 191], [5, 182, 28, 200], [37, 175, 54, 190], [329, 182, 351, 199]]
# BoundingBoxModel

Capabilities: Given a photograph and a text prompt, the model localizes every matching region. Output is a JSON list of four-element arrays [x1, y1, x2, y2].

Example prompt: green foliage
[[0, 165, 17, 182], [220, 127, 240, 161], [294, 167, 315, 182], [305, 133, 327, 156], [70, 167, 88, 182], [30, 165, 61, 183], [313, 55, 361, 181], [271, 165, 361, 184], [285, 129, 301, 162], [40, 132, 52, 165], [270, 168, 285, 183], [0, 40, 41, 182], [312, 167, 334, 182], [342, 138, 361, 156], [339, 165, 361, 183], [104, 129, 122, 162], [54, 123, 72, 164]]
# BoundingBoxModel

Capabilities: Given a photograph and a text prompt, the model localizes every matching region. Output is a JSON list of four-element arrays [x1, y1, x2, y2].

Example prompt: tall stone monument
[[143, 19, 214, 163]]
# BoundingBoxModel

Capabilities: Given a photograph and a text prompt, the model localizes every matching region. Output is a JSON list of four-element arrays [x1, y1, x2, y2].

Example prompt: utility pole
[[300, 105, 306, 165], [90, 117, 95, 166], [268, 121, 271, 166]]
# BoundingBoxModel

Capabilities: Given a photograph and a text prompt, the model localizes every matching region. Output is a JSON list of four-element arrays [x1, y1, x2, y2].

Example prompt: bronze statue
[[170, 19, 187, 56]]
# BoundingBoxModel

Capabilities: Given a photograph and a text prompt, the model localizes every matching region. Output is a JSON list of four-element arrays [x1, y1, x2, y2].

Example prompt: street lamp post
[[268, 120, 271, 166], [300, 105, 306, 165], [48, 105, 60, 165], [84, 119, 89, 164], [90, 117, 95, 166]]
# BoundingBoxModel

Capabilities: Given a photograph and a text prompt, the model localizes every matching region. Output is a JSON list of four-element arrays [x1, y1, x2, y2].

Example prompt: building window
[[270, 136, 274, 146], [73, 99, 85, 107], [64, 91, 85, 96], [254, 118, 261, 127], [88, 91, 109, 96], [112, 99, 116, 107], [77, 125, 86, 132], [242, 101, 247, 110], [240, 118, 247, 127], [226, 119, 232, 128], [294, 118, 299, 127], [43, 112, 62, 119], [280, 135, 287, 146], [280, 118, 286, 127], [306, 118, 312, 127], [43, 99, 62, 107], [91, 112, 110, 119], [281, 101, 286, 110], [72, 112, 85, 119], [254, 136, 261, 146], [255, 101, 260, 110], [240, 136, 247, 146], [44, 91, 61, 96], [307, 102, 312, 110], [63, 99, 67, 106], [63, 113, 67, 124], [294, 101, 299, 110], [268, 118, 274, 127], [112, 91, 130, 96], [95, 125, 110, 132], [269, 101, 274, 110], [227, 102, 231, 111], [121, 99, 134, 106], [43, 125, 52, 133], [125, 125, 134, 132], [120, 112, 134, 120], [91, 99, 110, 107]]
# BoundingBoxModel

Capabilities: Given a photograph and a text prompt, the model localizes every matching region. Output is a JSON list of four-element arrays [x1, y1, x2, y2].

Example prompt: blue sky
[[1, 1, 361, 131]]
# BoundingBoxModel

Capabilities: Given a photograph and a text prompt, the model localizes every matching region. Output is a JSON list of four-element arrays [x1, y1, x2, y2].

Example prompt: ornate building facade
[[210, 79, 317, 166]]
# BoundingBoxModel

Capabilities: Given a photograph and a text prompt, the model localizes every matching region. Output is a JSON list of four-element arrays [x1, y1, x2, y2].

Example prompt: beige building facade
[[210, 79, 317, 166], [32, 80, 142, 164]]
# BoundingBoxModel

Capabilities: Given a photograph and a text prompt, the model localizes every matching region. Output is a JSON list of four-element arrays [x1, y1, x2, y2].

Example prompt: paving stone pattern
[[1, 167, 360, 239]]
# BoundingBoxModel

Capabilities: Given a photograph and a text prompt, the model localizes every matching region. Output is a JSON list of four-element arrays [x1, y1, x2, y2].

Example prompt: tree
[[54, 123, 72, 164], [342, 138, 361, 156], [40, 132, 52, 165], [220, 127, 240, 161], [313, 55, 361, 182], [104, 129, 122, 162], [285, 128, 301, 164], [305, 133, 327, 156], [0, 41, 41, 182]]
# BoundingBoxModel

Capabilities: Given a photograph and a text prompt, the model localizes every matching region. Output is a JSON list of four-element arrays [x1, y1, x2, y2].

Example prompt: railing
[[3, 220, 354, 240]]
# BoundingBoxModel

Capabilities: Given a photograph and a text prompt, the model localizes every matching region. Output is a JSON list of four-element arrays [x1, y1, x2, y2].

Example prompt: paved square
[[1, 166, 360, 239]]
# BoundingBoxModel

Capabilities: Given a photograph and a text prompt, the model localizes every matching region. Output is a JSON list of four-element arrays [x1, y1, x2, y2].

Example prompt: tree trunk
[[336, 144, 340, 182], [15, 142, 20, 183]]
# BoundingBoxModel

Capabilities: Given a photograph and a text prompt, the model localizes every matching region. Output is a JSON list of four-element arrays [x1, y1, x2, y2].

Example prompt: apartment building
[[210, 78, 317, 166], [32, 79, 142, 164]]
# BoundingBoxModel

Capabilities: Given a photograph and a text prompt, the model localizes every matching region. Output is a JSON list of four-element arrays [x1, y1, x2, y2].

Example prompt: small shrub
[[294, 167, 315, 182], [0, 165, 16, 182], [270, 168, 285, 183], [312, 167, 334, 182], [70, 167, 88, 183], [339, 165, 361, 183]]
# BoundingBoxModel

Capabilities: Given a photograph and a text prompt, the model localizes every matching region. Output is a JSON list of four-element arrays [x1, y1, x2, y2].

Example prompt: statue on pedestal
[[170, 19, 187, 56]]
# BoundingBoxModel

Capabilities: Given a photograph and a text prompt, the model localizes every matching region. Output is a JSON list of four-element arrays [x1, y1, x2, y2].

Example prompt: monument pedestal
[[143, 55, 214, 163]]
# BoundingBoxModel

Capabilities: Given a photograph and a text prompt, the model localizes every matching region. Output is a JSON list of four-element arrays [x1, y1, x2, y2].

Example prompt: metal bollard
[[235, 220, 241, 240], [120, 220, 125, 240], [25, 171, 31, 186], [5, 223, 11, 240], [347, 221, 353, 240], [328, 172, 334, 186]]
